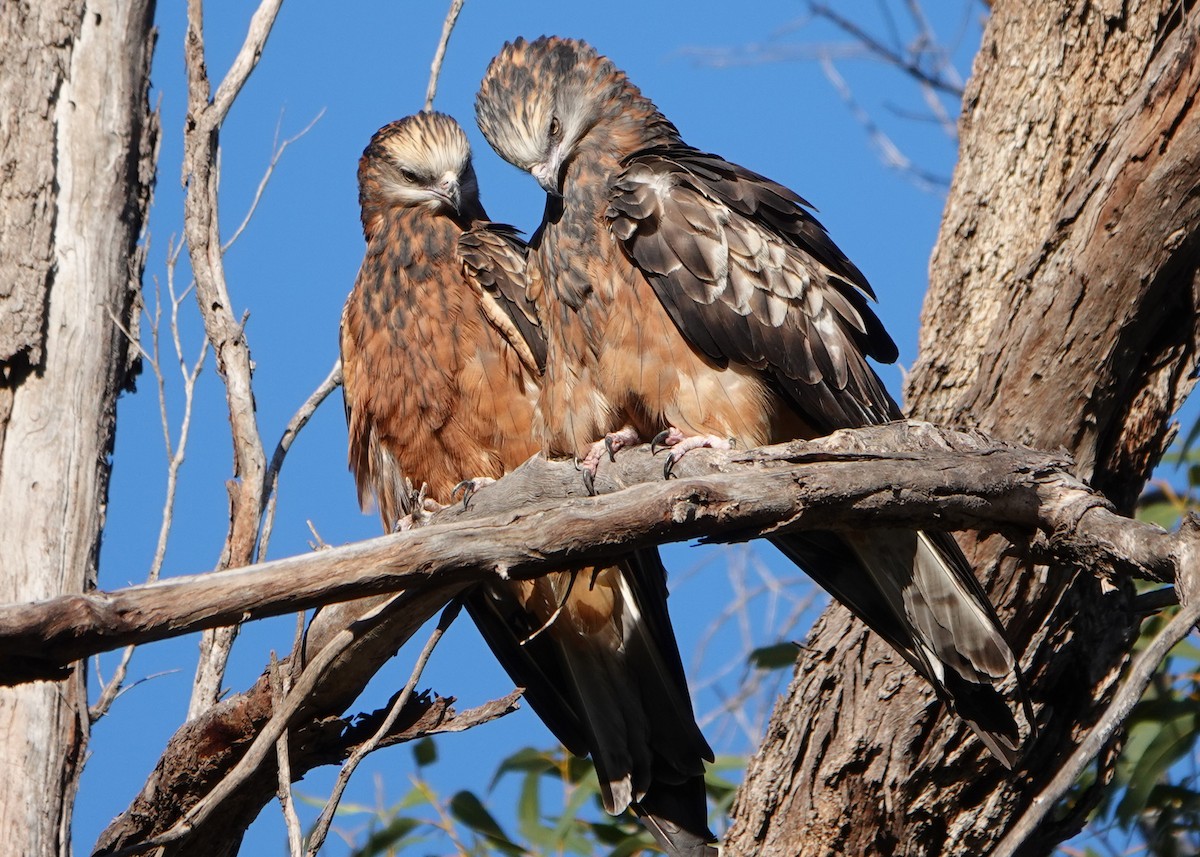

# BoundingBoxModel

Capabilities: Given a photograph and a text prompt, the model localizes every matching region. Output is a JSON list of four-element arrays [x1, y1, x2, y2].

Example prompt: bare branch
[[992, 579, 1200, 857], [4, 423, 1193, 686], [182, 0, 284, 716], [111, 591, 409, 856], [92, 238, 210, 722], [207, 0, 285, 127], [259, 359, 343, 560], [818, 55, 949, 191], [270, 655, 303, 857], [423, 0, 466, 112], [304, 599, 462, 856], [808, 2, 964, 96], [222, 107, 325, 253]]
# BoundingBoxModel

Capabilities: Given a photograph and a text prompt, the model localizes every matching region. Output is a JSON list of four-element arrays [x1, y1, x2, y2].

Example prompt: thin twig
[[222, 107, 325, 253], [258, 359, 343, 561], [270, 653, 303, 857], [818, 54, 949, 191], [991, 591, 1200, 857], [423, 0, 465, 112], [304, 599, 464, 856], [92, 244, 208, 722], [108, 592, 410, 857], [807, 1, 964, 96]]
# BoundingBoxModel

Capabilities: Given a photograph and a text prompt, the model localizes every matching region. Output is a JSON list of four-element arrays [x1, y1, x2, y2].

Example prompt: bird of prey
[[340, 111, 716, 856], [475, 36, 1032, 765]]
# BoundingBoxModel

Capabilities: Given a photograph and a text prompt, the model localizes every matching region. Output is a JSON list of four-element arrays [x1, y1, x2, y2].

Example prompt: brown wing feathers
[[609, 146, 901, 432], [474, 36, 1032, 770], [342, 112, 715, 857]]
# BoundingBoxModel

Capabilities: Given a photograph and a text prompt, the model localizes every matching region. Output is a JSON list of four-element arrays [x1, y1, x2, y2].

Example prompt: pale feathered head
[[476, 36, 659, 195], [358, 112, 480, 217]]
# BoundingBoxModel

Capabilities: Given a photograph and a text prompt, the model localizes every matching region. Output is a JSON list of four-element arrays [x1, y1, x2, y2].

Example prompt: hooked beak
[[433, 173, 461, 212], [532, 148, 564, 197]]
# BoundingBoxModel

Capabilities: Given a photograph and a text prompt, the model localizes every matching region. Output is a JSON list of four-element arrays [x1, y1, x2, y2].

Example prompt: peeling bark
[[0, 2, 156, 856]]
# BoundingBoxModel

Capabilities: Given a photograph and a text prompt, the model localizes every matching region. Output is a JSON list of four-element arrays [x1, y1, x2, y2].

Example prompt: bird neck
[[565, 97, 677, 200], [361, 205, 460, 273]]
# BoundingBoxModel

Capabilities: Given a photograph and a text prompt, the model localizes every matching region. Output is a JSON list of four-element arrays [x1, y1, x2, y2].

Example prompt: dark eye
[[548, 117, 562, 139], [399, 168, 419, 183]]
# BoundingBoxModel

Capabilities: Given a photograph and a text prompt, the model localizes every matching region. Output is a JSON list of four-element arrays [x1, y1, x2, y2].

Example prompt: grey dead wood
[[0, 2, 156, 856], [13, 422, 1185, 856], [0, 423, 1189, 687], [726, 4, 1200, 856]]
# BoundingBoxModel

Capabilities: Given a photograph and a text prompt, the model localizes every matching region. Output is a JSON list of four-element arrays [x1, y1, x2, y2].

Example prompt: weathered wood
[[0, 2, 156, 856], [180, 0, 284, 720], [727, 4, 1200, 855], [89, 417, 1195, 857], [0, 424, 1188, 688]]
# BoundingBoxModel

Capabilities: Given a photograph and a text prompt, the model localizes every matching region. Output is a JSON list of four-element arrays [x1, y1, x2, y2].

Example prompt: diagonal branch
[[423, 0, 466, 112]]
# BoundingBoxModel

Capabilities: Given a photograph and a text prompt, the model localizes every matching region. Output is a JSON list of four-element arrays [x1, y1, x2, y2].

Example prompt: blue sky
[[80, 3, 1001, 853]]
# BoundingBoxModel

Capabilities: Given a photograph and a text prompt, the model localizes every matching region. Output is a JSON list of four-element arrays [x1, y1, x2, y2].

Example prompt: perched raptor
[[340, 111, 715, 856], [476, 36, 1032, 765]]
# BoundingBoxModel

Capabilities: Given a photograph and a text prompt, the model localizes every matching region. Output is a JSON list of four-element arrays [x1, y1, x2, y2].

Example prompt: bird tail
[[463, 548, 716, 855], [634, 773, 719, 857], [773, 529, 1033, 767]]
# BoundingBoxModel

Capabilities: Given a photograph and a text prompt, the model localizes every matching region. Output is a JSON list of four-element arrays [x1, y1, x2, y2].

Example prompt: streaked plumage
[[340, 112, 715, 856], [476, 37, 1032, 765]]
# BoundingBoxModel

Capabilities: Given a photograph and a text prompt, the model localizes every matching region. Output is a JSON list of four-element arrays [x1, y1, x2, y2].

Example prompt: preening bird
[[340, 111, 716, 856], [475, 36, 1032, 765]]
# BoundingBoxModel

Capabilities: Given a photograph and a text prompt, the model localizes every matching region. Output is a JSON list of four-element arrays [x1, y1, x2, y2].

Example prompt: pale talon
[[577, 425, 642, 493], [650, 426, 733, 479]]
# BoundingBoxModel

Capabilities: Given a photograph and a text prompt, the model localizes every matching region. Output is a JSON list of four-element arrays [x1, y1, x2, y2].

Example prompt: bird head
[[358, 112, 480, 218], [475, 36, 633, 196]]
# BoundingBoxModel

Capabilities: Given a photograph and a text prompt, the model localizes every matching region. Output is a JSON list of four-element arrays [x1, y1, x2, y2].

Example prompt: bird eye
[[399, 168, 419, 183], [548, 117, 562, 139]]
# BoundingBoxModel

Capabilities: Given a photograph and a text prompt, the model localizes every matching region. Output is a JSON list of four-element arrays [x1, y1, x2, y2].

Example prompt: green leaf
[[550, 776, 602, 852], [349, 817, 425, 857], [516, 768, 557, 850], [489, 746, 557, 790], [1137, 499, 1183, 530], [1116, 705, 1200, 825], [395, 783, 435, 811], [448, 790, 524, 856], [747, 642, 799, 670], [412, 736, 437, 768]]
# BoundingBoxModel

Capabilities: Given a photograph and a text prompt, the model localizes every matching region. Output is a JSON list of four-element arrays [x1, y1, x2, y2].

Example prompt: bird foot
[[577, 425, 642, 494], [451, 476, 497, 509], [393, 497, 446, 532], [650, 427, 734, 478]]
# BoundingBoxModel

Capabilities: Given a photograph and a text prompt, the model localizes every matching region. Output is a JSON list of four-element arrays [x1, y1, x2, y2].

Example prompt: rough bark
[[0, 2, 156, 856], [0, 424, 1189, 687], [727, 3, 1200, 856]]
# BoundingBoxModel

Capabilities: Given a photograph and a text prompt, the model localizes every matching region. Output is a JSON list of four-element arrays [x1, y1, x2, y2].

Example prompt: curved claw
[[604, 435, 618, 462], [451, 479, 474, 510], [663, 453, 677, 480], [650, 429, 672, 456], [581, 466, 597, 496]]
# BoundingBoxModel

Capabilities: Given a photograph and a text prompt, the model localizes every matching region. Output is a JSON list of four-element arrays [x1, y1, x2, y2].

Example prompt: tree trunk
[[726, 2, 1200, 855], [0, 1, 156, 854]]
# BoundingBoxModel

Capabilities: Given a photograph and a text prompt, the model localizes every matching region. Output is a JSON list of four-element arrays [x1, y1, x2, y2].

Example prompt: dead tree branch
[[5, 422, 1192, 687]]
